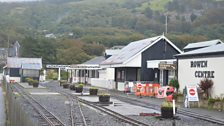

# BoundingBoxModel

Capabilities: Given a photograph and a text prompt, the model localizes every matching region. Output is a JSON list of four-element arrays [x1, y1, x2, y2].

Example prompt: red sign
[[189, 89, 195, 96], [187, 86, 199, 101], [137, 84, 142, 88]]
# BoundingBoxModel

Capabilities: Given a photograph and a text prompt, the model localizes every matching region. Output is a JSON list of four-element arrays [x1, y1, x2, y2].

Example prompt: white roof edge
[[183, 39, 223, 49], [147, 59, 176, 63], [161, 35, 183, 54]]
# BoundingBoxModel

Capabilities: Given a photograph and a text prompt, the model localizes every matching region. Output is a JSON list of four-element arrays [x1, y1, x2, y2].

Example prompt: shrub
[[161, 101, 173, 108], [89, 87, 98, 95], [98, 93, 110, 102], [173, 92, 178, 100], [25, 78, 33, 85], [169, 79, 179, 93], [161, 101, 176, 118], [32, 80, 39, 88], [98, 92, 110, 96], [59, 80, 67, 86], [199, 78, 213, 99], [25, 77, 32, 82], [75, 84, 84, 93], [70, 84, 76, 90], [90, 87, 98, 90], [78, 84, 84, 88]]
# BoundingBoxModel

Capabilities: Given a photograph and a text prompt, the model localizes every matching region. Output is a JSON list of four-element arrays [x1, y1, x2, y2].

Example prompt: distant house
[[69, 46, 123, 89], [4, 57, 42, 82], [183, 39, 222, 52], [45, 33, 56, 39], [70, 56, 105, 84], [101, 35, 182, 91]]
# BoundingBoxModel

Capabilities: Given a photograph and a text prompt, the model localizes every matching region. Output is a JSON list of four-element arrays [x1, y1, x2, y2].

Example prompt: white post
[[58, 68, 61, 80], [173, 100, 176, 115]]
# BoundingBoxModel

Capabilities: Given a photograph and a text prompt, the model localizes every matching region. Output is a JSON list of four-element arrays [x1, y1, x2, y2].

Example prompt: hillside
[[0, 0, 224, 64]]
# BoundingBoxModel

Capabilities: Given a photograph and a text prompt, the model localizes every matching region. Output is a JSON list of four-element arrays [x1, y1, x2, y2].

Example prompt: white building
[[3, 57, 42, 82], [176, 41, 224, 97]]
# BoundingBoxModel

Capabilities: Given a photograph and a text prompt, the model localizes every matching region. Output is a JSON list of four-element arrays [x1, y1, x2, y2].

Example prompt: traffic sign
[[137, 84, 142, 88], [189, 89, 195, 96], [187, 86, 199, 101]]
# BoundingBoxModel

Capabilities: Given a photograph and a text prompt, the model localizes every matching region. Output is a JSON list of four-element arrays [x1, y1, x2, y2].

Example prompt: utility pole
[[165, 15, 168, 35]]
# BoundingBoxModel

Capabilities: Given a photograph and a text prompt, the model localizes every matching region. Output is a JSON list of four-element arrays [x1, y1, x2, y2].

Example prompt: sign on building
[[159, 62, 176, 70], [46, 64, 71, 69]]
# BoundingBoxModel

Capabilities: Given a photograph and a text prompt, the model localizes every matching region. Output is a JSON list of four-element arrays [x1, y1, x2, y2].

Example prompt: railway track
[[56, 89, 150, 126], [110, 93, 224, 125], [59, 90, 89, 126], [12, 84, 65, 126]]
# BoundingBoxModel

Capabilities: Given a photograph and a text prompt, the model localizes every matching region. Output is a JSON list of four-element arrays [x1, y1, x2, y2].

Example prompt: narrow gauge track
[[111, 93, 224, 125], [56, 89, 150, 126], [12, 83, 65, 126], [58, 91, 89, 126]]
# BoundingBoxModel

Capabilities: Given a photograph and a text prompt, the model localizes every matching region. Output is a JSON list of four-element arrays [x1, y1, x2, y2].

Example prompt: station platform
[[78, 95, 160, 116], [107, 89, 224, 121]]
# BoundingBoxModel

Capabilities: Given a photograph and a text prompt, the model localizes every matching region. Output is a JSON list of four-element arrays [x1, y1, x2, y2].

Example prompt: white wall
[[90, 78, 115, 89], [91, 68, 115, 89], [99, 68, 114, 80], [9, 77, 21, 83], [178, 56, 224, 97]]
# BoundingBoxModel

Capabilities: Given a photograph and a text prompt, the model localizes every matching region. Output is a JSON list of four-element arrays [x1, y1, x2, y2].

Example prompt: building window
[[23, 69, 39, 77], [96, 70, 99, 78], [117, 70, 121, 81], [117, 70, 125, 82], [10, 68, 20, 77], [121, 70, 125, 81]]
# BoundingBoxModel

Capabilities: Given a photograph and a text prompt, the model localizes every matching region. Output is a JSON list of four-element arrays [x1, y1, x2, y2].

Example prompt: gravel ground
[[38, 81, 222, 126], [32, 95, 71, 126], [80, 103, 132, 126], [37, 81, 131, 126]]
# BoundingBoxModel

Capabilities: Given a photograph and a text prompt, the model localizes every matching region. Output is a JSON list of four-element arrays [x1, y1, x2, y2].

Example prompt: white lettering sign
[[46, 64, 71, 69]]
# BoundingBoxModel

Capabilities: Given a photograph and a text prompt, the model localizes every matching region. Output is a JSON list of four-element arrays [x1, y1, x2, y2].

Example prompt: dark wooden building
[[101, 35, 182, 90]]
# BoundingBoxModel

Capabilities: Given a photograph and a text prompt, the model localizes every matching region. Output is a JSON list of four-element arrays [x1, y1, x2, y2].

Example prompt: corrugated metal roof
[[176, 43, 224, 57], [183, 39, 222, 50], [101, 36, 161, 65], [7, 57, 42, 68], [83, 56, 105, 65], [105, 49, 121, 56], [21, 63, 42, 70]]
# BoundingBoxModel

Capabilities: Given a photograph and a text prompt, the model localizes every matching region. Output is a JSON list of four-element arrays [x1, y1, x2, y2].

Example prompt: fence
[[3, 77, 38, 126]]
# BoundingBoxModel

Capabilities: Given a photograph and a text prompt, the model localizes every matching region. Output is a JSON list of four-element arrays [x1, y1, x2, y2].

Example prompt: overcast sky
[[0, 0, 41, 2]]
